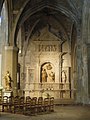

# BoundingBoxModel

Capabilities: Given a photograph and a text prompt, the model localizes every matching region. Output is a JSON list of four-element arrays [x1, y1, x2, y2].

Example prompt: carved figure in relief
[[41, 69, 48, 82], [4, 71, 12, 90], [49, 71, 55, 82], [62, 70, 67, 83], [46, 63, 52, 70]]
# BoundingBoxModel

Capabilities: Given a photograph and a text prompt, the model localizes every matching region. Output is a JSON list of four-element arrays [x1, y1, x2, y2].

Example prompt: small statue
[[49, 71, 55, 82], [4, 71, 12, 90], [62, 70, 67, 83], [41, 69, 48, 82]]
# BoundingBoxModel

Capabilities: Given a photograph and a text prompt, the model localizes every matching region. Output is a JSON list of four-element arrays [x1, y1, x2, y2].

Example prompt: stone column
[[0, 54, 2, 87], [82, 44, 88, 104], [0, 54, 3, 95], [76, 44, 83, 103], [87, 44, 90, 100], [81, 0, 90, 104], [4, 46, 18, 96]]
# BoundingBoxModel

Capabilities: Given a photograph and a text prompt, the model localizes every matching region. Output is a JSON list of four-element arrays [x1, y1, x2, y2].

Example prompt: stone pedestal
[[3, 90, 13, 97]]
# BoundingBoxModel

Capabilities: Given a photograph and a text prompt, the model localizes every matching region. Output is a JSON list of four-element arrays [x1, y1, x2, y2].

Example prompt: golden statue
[[4, 71, 12, 90]]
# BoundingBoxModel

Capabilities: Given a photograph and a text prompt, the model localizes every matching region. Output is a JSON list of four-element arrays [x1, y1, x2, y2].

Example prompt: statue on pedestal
[[4, 71, 12, 91]]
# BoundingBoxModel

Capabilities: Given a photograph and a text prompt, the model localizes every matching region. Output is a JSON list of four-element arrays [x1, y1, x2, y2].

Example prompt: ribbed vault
[[14, 0, 82, 46]]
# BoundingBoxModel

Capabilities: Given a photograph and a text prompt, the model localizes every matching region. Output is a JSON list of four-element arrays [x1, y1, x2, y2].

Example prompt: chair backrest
[[14, 96, 19, 104], [0, 96, 2, 104], [38, 97, 43, 105], [44, 98, 49, 105], [8, 96, 14, 103], [19, 96, 24, 104], [50, 97, 54, 105], [31, 97, 37, 106], [3, 96, 8, 103], [26, 96, 31, 105]]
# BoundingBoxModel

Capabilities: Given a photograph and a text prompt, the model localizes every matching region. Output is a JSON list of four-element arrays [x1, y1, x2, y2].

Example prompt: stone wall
[[18, 26, 72, 99]]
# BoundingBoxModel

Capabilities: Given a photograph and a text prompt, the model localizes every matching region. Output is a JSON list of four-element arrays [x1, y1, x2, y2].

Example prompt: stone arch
[[0, 0, 4, 13], [13, 0, 79, 46], [13, 0, 81, 101], [0, 0, 9, 45]]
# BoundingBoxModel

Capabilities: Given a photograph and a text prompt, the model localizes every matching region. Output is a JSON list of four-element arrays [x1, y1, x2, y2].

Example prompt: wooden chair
[[19, 96, 25, 114], [37, 97, 43, 114], [30, 97, 37, 115], [49, 97, 54, 112], [24, 96, 31, 115], [13, 96, 20, 113], [43, 98, 50, 112], [7, 96, 14, 113], [2, 96, 8, 112], [0, 96, 2, 105], [0, 96, 2, 112]]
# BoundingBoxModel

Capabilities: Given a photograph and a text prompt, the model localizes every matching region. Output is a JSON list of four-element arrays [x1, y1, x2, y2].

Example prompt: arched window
[[0, 1, 8, 46]]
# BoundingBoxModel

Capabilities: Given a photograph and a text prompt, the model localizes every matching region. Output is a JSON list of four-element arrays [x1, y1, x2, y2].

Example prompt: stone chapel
[[0, 0, 90, 105]]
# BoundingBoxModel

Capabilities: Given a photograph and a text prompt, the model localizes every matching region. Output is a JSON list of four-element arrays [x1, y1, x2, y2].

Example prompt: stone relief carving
[[41, 68, 48, 82], [46, 63, 52, 70], [41, 62, 55, 83], [61, 70, 67, 83], [48, 71, 55, 82], [39, 45, 57, 52], [28, 69, 34, 83]]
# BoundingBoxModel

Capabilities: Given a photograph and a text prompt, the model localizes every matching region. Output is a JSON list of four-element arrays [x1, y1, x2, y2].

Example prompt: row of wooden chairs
[[0, 96, 54, 115]]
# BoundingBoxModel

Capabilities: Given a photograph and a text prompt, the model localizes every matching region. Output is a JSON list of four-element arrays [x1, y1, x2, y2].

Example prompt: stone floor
[[0, 105, 90, 120]]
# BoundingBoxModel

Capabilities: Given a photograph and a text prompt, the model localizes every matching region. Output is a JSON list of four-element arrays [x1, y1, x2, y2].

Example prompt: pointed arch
[[13, 0, 79, 46]]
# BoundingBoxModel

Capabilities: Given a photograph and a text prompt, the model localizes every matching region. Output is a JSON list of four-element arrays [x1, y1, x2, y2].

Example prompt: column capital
[[5, 46, 19, 52]]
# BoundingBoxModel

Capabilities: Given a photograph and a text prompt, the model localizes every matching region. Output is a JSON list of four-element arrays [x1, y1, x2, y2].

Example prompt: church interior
[[0, 0, 90, 119]]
